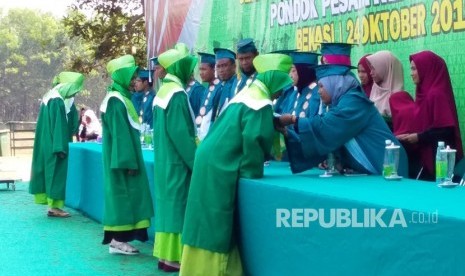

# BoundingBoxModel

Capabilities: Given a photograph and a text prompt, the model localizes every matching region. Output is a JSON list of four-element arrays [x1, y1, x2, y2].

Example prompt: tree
[[63, 0, 147, 72], [0, 9, 83, 122]]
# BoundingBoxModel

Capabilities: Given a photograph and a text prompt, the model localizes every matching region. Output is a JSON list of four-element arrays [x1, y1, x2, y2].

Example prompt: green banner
[[192, 0, 465, 143]]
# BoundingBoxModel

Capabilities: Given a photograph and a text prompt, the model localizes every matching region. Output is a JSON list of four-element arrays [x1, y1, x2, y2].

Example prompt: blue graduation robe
[[186, 80, 206, 117], [212, 75, 238, 121], [131, 92, 143, 114], [132, 90, 155, 128], [274, 85, 295, 114], [234, 72, 256, 95], [286, 89, 408, 176], [196, 79, 222, 140]]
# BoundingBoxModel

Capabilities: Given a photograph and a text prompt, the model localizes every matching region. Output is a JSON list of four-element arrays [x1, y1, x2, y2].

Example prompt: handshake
[[273, 114, 297, 136]]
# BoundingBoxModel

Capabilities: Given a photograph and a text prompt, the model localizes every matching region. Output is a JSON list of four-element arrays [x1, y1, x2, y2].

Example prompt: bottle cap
[[387, 143, 400, 149], [438, 141, 445, 147], [385, 139, 392, 145], [440, 145, 457, 153]]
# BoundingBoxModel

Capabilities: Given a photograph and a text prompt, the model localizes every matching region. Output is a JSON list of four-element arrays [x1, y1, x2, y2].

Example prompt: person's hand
[[273, 116, 287, 135], [279, 114, 297, 127], [397, 133, 418, 144], [127, 169, 137, 176], [273, 114, 296, 136]]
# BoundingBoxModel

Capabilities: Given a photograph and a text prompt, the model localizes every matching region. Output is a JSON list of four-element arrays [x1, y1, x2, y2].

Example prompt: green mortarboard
[[107, 55, 136, 75], [289, 52, 320, 66], [214, 48, 236, 61], [175, 43, 190, 56], [237, 38, 257, 54], [314, 64, 355, 80], [53, 72, 85, 98], [198, 52, 216, 65], [52, 71, 84, 88], [320, 42, 354, 66], [158, 48, 189, 69], [253, 53, 293, 74]]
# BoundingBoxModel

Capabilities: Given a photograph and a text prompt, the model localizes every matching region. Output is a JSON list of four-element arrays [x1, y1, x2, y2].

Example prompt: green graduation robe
[[100, 92, 154, 228], [64, 98, 79, 142], [182, 82, 275, 253], [152, 75, 197, 233], [29, 89, 70, 201]]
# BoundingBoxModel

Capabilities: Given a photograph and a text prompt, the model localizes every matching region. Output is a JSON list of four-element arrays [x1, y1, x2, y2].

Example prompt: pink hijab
[[357, 55, 374, 97], [410, 50, 463, 173], [367, 51, 404, 116]]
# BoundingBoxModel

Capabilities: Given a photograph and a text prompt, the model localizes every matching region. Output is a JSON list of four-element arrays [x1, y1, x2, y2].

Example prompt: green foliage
[[63, 0, 147, 72], [0, 1, 148, 123], [0, 9, 78, 122]]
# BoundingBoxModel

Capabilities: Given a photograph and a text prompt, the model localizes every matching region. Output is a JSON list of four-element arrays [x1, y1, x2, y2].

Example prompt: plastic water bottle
[[383, 139, 393, 177], [435, 141, 447, 184]]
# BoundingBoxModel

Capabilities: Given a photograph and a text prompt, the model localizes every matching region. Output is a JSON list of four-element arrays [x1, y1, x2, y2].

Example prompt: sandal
[[109, 240, 139, 255], [47, 209, 71, 218], [158, 260, 165, 270], [163, 261, 180, 272]]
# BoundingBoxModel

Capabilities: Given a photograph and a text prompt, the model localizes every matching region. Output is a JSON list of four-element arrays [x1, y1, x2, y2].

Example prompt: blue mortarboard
[[237, 38, 257, 54], [197, 52, 216, 65], [214, 48, 236, 61], [314, 64, 355, 80], [320, 42, 353, 56], [138, 69, 154, 79], [289, 52, 320, 66], [320, 42, 354, 66], [270, 49, 297, 55], [150, 56, 159, 66]]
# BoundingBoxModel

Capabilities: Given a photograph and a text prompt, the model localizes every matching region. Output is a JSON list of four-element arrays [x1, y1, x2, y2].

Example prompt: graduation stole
[[153, 73, 197, 133], [42, 86, 63, 105], [229, 79, 272, 110], [152, 73, 185, 109], [100, 92, 141, 131]]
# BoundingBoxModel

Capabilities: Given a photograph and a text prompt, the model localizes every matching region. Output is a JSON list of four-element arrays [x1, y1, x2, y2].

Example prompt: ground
[[0, 156, 178, 276]]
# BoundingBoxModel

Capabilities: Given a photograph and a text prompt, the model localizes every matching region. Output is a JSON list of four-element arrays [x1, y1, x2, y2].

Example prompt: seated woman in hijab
[[275, 64, 408, 176], [366, 51, 405, 130], [78, 109, 102, 141], [390, 50, 463, 181], [357, 54, 374, 97]]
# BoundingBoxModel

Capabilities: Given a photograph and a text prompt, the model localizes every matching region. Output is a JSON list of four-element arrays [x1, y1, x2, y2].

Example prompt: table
[[65, 142, 156, 240], [238, 162, 465, 275], [66, 143, 465, 275]]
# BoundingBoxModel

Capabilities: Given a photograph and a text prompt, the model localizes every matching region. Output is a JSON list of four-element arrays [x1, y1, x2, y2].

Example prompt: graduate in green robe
[[30, 71, 85, 218], [152, 44, 198, 272], [180, 53, 293, 276], [53, 74, 80, 142], [64, 98, 79, 142], [99, 55, 154, 255]]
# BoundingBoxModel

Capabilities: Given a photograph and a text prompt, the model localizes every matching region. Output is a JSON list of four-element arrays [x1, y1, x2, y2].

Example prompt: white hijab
[[84, 109, 102, 136], [367, 51, 404, 116]]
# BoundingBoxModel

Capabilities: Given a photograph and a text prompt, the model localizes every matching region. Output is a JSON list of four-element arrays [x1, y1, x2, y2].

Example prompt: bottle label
[[436, 160, 447, 179], [383, 164, 394, 177]]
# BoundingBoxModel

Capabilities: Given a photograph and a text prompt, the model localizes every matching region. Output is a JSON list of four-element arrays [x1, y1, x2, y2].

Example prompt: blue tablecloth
[[65, 142, 156, 240], [66, 143, 465, 275]]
